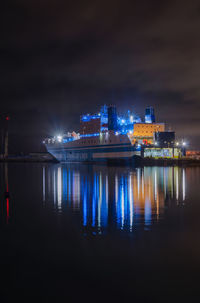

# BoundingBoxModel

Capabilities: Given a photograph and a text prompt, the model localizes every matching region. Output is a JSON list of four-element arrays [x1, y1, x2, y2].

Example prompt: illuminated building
[[117, 110, 141, 134], [186, 150, 200, 159], [79, 105, 142, 136], [144, 147, 182, 158], [44, 104, 183, 162], [154, 131, 175, 147], [130, 123, 165, 145]]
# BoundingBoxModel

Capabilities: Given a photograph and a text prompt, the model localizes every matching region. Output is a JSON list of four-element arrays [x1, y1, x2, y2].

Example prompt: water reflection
[[5, 164, 10, 224], [42, 165, 188, 233], [0, 164, 10, 225]]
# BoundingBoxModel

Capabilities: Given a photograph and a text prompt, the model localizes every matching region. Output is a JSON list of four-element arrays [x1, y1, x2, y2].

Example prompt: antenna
[[4, 116, 10, 159]]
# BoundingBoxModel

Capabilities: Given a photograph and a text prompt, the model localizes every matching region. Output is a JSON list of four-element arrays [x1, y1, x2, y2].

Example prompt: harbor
[[1, 1, 200, 301], [43, 104, 200, 166], [1, 105, 200, 166]]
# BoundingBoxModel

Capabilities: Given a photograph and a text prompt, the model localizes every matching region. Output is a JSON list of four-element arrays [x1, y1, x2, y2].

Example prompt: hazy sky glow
[[1, 0, 200, 151]]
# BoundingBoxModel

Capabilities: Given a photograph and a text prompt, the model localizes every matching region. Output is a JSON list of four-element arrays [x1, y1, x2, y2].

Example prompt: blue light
[[101, 175, 108, 227], [81, 114, 101, 122], [81, 115, 90, 122], [92, 174, 97, 227], [62, 168, 68, 202], [83, 177, 88, 226], [63, 138, 74, 143], [80, 133, 100, 138], [145, 198, 151, 226], [101, 126, 108, 132], [68, 170, 71, 201]]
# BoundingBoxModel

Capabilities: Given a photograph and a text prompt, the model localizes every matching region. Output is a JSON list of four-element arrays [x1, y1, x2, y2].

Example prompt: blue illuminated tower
[[108, 105, 118, 131], [145, 107, 155, 123]]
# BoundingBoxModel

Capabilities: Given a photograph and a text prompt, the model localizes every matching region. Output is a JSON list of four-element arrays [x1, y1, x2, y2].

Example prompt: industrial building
[[130, 123, 165, 145], [77, 105, 184, 159], [143, 147, 182, 159], [186, 151, 200, 160], [79, 105, 161, 137], [154, 131, 175, 147], [80, 104, 142, 137], [44, 104, 187, 161]]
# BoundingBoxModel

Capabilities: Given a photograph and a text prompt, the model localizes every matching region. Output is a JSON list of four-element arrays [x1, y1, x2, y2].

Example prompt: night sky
[[1, 0, 200, 152]]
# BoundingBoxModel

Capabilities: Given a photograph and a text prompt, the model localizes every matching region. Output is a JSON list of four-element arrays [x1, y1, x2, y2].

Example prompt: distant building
[[130, 123, 165, 145], [154, 131, 175, 147], [186, 150, 200, 159], [145, 107, 155, 123], [143, 147, 182, 159]]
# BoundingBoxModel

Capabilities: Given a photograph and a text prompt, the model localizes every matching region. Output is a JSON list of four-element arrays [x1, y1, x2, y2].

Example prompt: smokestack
[[108, 105, 118, 131]]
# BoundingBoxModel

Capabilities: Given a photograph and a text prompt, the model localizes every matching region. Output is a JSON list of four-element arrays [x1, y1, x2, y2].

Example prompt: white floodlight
[[130, 115, 134, 123], [57, 135, 63, 142]]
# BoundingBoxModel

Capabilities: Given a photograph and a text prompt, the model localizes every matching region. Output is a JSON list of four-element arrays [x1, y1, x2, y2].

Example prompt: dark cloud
[[0, 0, 200, 151]]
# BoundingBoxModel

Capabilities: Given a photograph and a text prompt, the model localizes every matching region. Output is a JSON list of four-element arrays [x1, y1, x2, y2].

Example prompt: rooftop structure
[[154, 131, 175, 147], [145, 107, 155, 124], [80, 104, 143, 137], [130, 123, 165, 145], [45, 104, 171, 147]]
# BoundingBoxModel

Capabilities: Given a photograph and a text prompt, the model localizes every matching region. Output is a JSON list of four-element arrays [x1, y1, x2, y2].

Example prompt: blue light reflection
[[43, 165, 187, 234]]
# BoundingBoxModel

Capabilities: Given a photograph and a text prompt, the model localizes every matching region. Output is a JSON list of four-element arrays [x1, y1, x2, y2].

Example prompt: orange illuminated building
[[130, 123, 165, 145], [186, 150, 200, 159]]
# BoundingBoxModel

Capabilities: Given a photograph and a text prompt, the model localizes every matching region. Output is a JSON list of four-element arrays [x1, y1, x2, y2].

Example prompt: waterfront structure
[[44, 104, 182, 162], [130, 123, 165, 145], [186, 150, 200, 159], [45, 131, 141, 162], [45, 104, 142, 162], [143, 147, 181, 159], [154, 131, 175, 147], [80, 105, 141, 135]]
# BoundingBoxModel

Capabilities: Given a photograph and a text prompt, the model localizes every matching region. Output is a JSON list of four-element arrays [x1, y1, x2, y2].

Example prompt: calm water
[[1, 163, 200, 302]]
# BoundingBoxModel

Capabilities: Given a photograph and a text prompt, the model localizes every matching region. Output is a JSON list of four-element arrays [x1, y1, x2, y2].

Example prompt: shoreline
[[0, 156, 200, 166], [0, 158, 59, 163], [142, 158, 200, 167]]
